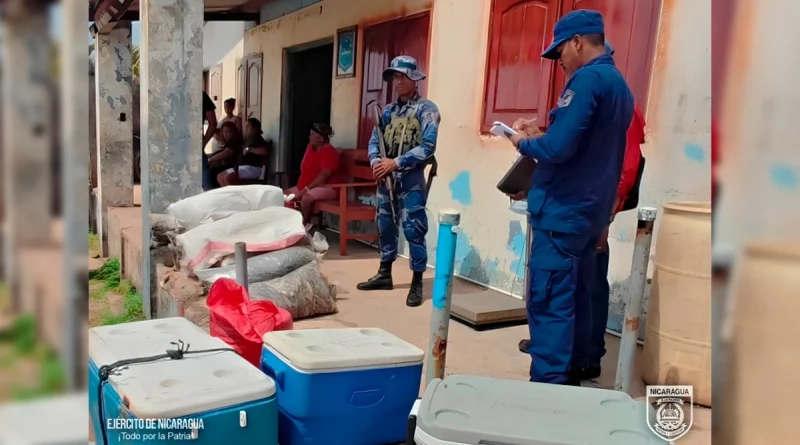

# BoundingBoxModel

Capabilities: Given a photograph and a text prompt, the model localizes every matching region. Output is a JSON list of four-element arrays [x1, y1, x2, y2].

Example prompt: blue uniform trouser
[[588, 241, 610, 367], [526, 229, 597, 384], [376, 168, 428, 272]]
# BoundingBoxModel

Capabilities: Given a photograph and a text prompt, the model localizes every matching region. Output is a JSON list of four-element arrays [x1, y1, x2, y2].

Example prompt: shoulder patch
[[557, 89, 575, 108]]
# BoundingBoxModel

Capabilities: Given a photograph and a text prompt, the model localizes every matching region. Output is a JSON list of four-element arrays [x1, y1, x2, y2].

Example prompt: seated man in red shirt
[[284, 123, 342, 230]]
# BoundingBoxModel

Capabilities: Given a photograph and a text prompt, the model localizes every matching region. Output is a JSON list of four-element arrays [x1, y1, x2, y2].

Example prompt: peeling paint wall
[[243, 0, 711, 311]]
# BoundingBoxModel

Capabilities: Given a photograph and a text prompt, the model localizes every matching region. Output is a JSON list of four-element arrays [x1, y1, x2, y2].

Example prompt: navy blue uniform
[[520, 35, 634, 382]]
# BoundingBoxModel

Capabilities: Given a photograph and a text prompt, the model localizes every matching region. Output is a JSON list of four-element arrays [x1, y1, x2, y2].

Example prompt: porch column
[[1, 2, 53, 309], [94, 22, 134, 257], [140, 0, 204, 317]]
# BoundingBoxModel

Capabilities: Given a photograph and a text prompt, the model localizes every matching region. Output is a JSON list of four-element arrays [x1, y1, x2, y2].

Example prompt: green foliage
[[90, 257, 120, 286], [132, 44, 140, 81], [89, 231, 100, 253], [98, 279, 144, 326], [9, 350, 65, 401], [0, 315, 66, 401], [89, 257, 145, 326], [0, 315, 38, 355]]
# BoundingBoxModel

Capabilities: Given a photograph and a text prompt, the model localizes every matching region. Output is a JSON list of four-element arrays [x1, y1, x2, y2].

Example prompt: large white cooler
[[261, 328, 424, 445], [413, 375, 668, 445], [88, 317, 278, 445]]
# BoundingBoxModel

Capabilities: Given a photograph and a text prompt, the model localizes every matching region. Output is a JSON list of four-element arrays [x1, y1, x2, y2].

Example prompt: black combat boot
[[356, 262, 394, 291], [406, 271, 424, 307]]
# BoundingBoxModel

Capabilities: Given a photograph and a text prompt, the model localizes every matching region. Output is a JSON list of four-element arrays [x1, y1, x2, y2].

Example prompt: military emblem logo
[[646, 385, 693, 443], [557, 89, 575, 108]]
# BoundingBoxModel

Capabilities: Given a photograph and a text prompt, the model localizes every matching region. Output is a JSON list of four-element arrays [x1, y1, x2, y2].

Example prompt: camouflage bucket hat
[[382, 55, 427, 82]]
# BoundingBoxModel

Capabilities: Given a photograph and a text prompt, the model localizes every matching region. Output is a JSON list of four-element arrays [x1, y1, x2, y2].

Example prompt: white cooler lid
[[263, 328, 424, 371], [0, 393, 88, 445], [417, 375, 668, 445], [89, 317, 276, 419]]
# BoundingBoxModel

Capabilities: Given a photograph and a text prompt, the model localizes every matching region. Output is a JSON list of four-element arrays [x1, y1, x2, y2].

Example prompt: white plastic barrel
[[642, 202, 712, 406], [724, 241, 800, 444]]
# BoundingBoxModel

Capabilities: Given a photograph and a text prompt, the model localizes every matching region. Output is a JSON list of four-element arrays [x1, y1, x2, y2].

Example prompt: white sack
[[167, 185, 285, 230], [176, 207, 306, 272]]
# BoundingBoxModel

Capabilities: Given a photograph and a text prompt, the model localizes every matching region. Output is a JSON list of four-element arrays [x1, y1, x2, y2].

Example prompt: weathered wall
[[243, 0, 529, 295], [606, 0, 712, 335], [242, 0, 712, 315], [716, 0, 800, 246]]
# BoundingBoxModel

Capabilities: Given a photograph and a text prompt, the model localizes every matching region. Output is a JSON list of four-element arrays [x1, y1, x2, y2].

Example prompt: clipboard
[[497, 155, 537, 195]]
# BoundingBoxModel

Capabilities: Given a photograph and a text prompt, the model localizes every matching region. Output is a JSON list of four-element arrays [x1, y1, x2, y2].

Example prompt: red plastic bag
[[207, 278, 293, 367]]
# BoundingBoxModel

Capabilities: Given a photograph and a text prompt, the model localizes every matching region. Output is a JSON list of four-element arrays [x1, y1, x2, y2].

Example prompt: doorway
[[281, 41, 334, 186], [358, 12, 431, 149]]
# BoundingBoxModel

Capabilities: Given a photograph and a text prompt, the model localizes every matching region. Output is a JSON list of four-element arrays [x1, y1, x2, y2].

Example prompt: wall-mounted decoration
[[336, 26, 358, 79]]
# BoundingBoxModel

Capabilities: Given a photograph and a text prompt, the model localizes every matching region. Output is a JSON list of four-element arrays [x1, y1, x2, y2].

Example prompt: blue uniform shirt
[[519, 54, 634, 236], [368, 92, 441, 172]]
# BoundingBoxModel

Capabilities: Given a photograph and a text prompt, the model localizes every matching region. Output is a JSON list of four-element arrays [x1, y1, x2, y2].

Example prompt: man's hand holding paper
[[510, 118, 543, 149], [513, 118, 543, 136]]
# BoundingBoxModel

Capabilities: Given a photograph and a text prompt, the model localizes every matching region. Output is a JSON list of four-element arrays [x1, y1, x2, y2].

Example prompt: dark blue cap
[[541, 9, 605, 60]]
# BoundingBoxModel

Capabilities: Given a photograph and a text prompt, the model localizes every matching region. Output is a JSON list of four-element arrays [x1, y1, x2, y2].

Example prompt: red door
[[712, 0, 736, 114], [482, 0, 560, 131], [556, 0, 661, 109], [358, 13, 432, 149]]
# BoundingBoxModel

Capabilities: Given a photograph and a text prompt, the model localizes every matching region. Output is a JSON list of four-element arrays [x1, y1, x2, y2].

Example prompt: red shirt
[[711, 121, 719, 196], [297, 144, 341, 190], [615, 103, 646, 214]]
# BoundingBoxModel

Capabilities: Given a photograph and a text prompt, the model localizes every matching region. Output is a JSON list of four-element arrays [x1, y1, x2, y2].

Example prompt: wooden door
[[389, 13, 431, 102], [245, 54, 263, 122], [483, 0, 560, 129], [560, 0, 661, 109], [357, 12, 432, 149], [236, 59, 247, 118], [358, 24, 392, 150], [208, 63, 223, 115]]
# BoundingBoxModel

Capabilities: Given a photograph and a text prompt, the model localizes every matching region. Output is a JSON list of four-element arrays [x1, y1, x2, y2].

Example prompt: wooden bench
[[314, 149, 378, 256]]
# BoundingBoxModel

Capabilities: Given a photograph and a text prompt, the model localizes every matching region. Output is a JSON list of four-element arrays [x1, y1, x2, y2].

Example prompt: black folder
[[496, 155, 537, 195]]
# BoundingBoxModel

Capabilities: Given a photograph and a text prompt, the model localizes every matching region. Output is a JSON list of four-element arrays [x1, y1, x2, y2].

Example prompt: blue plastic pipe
[[425, 209, 461, 388]]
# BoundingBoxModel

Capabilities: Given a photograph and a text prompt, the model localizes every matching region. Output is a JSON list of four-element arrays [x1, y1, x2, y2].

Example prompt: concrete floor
[[97, 196, 712, 444], [312, 233, 711, 444]]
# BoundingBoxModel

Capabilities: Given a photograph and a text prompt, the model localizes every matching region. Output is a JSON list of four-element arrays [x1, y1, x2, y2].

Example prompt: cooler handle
[[261, 363, 285, 389]]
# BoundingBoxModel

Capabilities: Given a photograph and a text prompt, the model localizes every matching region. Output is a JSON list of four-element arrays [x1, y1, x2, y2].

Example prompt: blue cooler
[[88, 317, 278, 445], [261, 328, 424, 445]]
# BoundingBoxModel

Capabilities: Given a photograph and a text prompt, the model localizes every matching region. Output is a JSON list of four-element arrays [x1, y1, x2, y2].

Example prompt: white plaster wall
[[716, 0, 800, 247], [605, 0, 712, 335], [241, 0, 712, 312], [203, 22, 246, 109]]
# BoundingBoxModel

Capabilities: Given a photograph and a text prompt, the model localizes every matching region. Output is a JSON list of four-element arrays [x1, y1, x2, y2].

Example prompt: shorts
[[225, 165, 264, 180]]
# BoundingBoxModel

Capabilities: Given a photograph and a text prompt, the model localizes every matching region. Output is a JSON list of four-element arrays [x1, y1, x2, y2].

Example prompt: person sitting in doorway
[[217, 118, 272, 187], [207, 121, 242, 178], [221, 98, 243, 134], [208, 98, 244, 155], [284, 123, 341, 230]]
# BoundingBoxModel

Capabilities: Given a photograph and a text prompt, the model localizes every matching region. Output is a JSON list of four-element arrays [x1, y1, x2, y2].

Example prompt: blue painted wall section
[[449, 171, 473, 205], [683, 143, 705, 163], [507, 221, 526, 280], [616, 227, 633, 243], [770, 163, 799, 190]]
